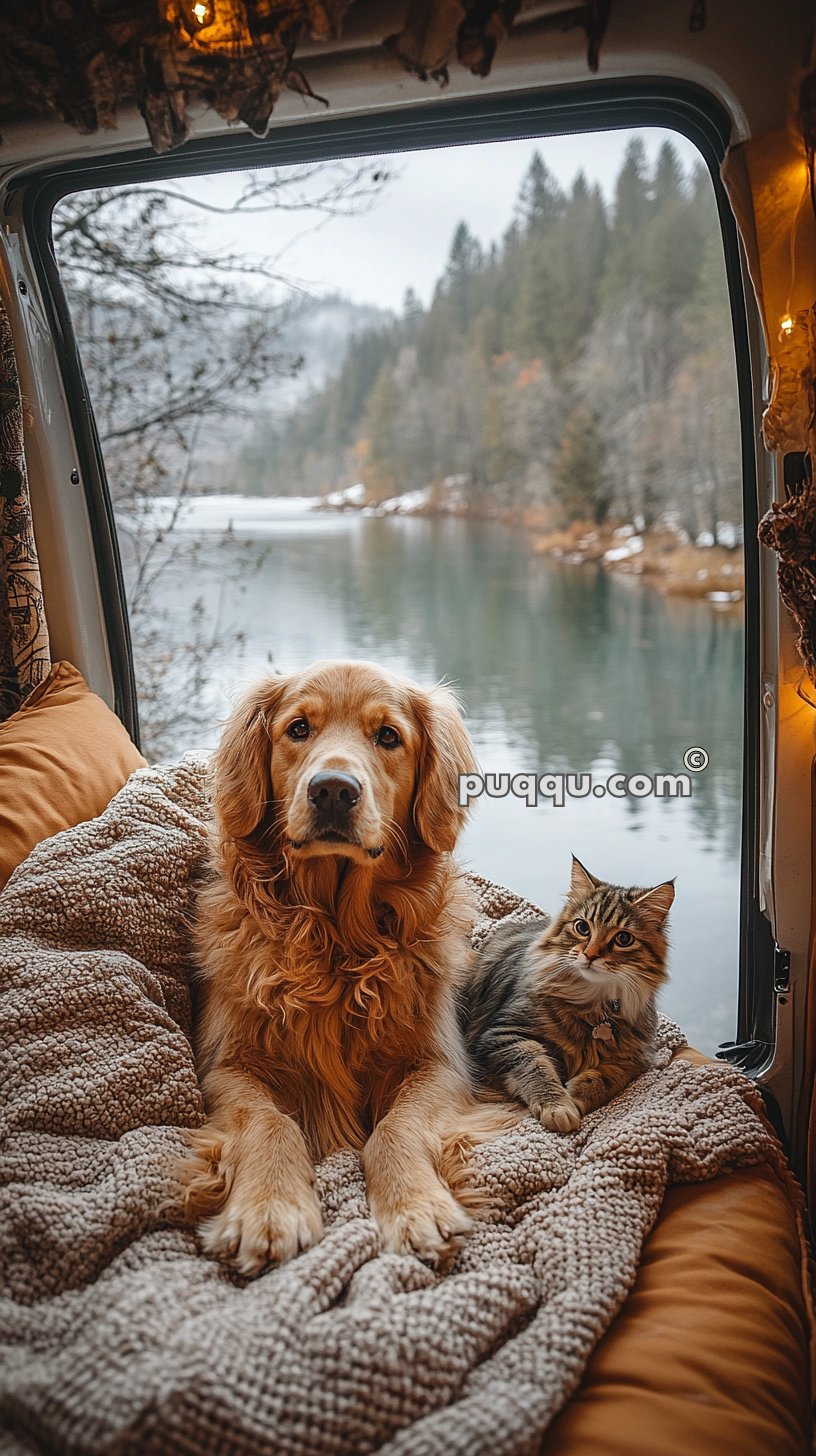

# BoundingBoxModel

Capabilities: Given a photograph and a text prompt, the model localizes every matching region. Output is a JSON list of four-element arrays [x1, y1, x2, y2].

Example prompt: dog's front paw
[[375, 1181, 472, 1268], [533, 1096, 582, 1133], [199, 1183, 324, 1276]]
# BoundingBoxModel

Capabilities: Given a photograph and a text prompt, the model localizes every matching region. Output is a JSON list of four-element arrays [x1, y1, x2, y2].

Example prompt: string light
[[777, 168, 810, 343]]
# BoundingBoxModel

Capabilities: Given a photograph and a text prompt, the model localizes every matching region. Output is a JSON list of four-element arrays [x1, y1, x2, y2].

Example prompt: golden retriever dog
[[181, 659, 495, 1276]]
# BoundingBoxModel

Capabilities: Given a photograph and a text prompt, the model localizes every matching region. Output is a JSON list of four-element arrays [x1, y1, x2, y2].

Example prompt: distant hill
[[279, 295, 392, 402], [201, 294, 391, 492]]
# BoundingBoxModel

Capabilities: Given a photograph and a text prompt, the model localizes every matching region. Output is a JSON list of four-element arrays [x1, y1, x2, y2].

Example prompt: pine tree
[[515, 151, 566, 233], [615, 136, 650, 232], [401, 287, 424, 342], [442, 221, 484, 332], [553, 408, 612, 524], [513, 237, 559, 358], [330, 327, 396, 446], [601, 136, 650, 307], [651, 140, 685, 208], [482, 389, 524, 488], [417, 293, 452, 379], [469, 306, 502, 363], [642, 147, 703, 321], [547, 174, 608, 365], [364, 362, 401, 498]]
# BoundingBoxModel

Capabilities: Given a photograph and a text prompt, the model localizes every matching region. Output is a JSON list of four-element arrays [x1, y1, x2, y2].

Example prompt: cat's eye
[[615, 930, 635, 947], [573, 918, 591, 936], [375, 725, 401, 749], [286, 717, 310, 740]]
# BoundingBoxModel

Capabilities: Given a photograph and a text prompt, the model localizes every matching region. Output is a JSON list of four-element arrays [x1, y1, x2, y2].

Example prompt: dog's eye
[[286, 718, 310, 741], [614, 930, 634, 947], [375, 725, 401, 749], [573, 919, 591, 937]]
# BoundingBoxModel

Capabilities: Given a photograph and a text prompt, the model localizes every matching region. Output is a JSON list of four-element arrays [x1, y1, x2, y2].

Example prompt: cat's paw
[[533, 1096, 582, 1134]]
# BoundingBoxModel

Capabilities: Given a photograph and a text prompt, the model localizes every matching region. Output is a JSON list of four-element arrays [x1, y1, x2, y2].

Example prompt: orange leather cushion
[[0, 660, 147, 889], [544, 1158, 812, 1455]]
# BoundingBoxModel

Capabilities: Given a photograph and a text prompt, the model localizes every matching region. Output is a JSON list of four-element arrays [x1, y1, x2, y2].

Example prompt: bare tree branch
[[53, 158, 391, 758]]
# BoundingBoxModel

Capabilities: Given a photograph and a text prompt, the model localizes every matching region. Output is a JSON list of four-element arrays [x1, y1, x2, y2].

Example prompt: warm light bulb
[[179, 0, 214, 30], [779, 313, 795, 338]]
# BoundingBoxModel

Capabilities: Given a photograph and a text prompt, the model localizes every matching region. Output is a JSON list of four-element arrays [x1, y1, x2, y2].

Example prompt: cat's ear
[[633, 879, 675, 927], [570, 855, 599, 897]]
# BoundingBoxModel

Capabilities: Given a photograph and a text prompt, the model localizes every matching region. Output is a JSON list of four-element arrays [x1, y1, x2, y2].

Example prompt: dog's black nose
[[308, 771, 362, 816]]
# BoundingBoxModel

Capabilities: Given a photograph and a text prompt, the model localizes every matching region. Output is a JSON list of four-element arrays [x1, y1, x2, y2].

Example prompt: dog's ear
[[411, 684, 479, 853], [212, 676, 289, 842]]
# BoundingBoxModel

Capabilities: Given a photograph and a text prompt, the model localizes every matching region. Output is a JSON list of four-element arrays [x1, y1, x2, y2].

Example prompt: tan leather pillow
[[544, 1045, 813, 1453], [544, 1147, 812, 1456], [0, 660, 147, 889]]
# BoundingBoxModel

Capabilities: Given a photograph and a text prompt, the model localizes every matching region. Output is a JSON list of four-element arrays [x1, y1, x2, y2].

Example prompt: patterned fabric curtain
[[0, 300, 51, 721]]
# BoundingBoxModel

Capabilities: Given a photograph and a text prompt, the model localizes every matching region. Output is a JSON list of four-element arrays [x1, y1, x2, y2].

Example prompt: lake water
[[143, 499, 742, 1054]]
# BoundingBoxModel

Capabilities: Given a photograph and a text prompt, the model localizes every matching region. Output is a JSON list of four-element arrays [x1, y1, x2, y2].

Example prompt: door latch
[[773, 944, 791, 995]]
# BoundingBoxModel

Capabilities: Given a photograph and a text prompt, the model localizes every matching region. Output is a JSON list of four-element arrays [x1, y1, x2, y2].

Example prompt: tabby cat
[[459, 857, 674, 1132]]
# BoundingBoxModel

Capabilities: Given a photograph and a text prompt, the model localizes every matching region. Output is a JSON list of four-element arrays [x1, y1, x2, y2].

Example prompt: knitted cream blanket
[[0, 758, 798, 1454]]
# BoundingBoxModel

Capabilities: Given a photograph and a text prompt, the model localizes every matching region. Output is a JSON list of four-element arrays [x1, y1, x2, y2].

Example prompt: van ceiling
[[0, 2, 812, 168], [1, 0, 607, 154]]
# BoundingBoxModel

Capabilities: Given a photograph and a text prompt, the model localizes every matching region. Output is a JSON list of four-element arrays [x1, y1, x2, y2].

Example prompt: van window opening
[[51, 124, 745, 1057]]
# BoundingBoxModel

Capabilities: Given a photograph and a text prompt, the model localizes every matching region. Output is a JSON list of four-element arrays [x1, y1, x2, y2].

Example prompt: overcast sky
[[178, 126, 704, 314]]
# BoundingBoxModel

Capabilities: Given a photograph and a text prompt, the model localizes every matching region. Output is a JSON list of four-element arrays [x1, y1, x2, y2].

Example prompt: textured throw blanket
[[0, 758, 799, 1454]]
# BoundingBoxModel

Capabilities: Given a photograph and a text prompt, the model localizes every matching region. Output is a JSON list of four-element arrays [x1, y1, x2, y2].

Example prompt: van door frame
[[3, 77, 779, 1121]]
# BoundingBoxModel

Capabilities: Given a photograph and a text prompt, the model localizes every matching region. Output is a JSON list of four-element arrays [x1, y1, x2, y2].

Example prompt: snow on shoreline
[[321, 482, 434, 515], [124, 494, 322, 531], [123, 484, 438, 532]]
